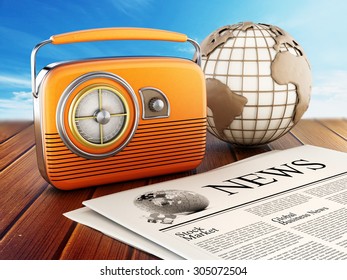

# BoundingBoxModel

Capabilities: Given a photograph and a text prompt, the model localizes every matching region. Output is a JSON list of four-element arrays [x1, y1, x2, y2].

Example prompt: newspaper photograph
[[66, 145, 347, 259]]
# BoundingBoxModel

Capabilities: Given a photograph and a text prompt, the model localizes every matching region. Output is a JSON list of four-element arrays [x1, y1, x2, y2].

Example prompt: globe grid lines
[[254, 23, 288, 144], [202, 23, 301, 145]]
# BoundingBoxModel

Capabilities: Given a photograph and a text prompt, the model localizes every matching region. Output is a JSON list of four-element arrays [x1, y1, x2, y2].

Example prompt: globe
[[134, 190, 209, 215], [201, 22, 312, 145], [134, 190, 209, 224]]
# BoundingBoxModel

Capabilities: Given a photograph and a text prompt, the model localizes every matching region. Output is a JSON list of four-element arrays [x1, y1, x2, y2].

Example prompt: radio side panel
[[33, 93, 50, 183]]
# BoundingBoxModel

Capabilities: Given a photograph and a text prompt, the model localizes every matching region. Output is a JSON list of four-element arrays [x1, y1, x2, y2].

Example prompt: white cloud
[[304, 71, 347, 118], [108, 0, 153, 17], [176, 44, 195, 54], [0, 73, 33, 119], [312, 71, 347, 97], [0, 91, 33, 120], [0, 75, 31, 88], [304, 98, 346, 118], [12, 91, 33, 102], [0, 26, 41, 48]]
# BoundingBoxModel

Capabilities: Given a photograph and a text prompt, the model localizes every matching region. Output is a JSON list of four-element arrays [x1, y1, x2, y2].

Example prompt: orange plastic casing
[[34, 57, 206, 190]]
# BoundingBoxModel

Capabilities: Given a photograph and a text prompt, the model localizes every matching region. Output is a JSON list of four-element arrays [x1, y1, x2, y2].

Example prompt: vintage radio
[[31, 28, 206, 190]]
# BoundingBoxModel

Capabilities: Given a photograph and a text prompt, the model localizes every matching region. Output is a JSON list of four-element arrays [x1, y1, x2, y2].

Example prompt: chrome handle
[[31, 34, 201, 98]]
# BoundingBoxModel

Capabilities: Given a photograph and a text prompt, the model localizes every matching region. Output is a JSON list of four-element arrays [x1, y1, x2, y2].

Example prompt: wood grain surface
[[0, 119, 346, 259]]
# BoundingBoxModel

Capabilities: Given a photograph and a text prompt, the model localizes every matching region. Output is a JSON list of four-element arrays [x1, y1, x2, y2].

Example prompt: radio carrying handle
[[31, 27, 201, 98]]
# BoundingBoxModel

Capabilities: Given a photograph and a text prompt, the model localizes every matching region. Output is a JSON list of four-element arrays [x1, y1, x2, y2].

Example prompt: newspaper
[[65, 145, 347, 259]]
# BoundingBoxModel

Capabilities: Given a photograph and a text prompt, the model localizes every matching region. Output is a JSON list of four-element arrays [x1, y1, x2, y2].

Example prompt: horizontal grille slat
[[50, 156, 205, 181], [47, 142, 205, 165], [45, 118, 206, 182], [45, 129, 206, 153], [49, 151, 205, 178]]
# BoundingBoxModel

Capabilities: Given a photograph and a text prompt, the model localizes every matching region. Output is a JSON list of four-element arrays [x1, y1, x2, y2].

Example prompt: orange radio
[[31, 28, 206, 190]]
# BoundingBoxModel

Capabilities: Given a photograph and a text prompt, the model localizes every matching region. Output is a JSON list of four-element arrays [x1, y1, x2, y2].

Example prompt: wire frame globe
[[201, 22, 311, 145]]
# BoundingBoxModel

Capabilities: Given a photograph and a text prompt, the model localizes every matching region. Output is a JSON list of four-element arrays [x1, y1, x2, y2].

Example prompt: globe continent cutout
[[206, 78, 247, 136]]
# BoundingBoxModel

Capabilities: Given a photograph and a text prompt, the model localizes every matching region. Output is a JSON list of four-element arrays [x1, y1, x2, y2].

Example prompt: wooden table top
[[1, 119, 346, 260]]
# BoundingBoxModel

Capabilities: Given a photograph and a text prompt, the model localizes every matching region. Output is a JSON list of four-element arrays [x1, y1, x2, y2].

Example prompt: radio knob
[[149, 98, 165, 112], [95, 109, 111, 125]]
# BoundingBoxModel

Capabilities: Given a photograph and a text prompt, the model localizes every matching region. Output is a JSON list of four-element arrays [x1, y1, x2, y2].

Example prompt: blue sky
[[0, 0, 346, 120]]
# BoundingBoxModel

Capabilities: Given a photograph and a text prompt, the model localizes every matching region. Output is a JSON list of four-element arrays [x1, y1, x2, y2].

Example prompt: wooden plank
[[92, 179, 149, 198], [0, 186, 94, 259], [232, 144, 271, 161], [317, 119, 347, 140], [60, 180, 155, 260], [0, 124, 36, 171], [290, 119, 347, 152], [269, 131, 303, 150], [0, 121, 32, 143], [196, 133, 236, 172], [61, 224, 157, 260], [61, 224, 124, 260], [0, 147, 48, 237], [130, 249, 159, 260]]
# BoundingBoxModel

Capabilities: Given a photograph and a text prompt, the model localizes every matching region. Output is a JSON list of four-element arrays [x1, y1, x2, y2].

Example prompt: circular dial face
[[72, 86, 128, 146]]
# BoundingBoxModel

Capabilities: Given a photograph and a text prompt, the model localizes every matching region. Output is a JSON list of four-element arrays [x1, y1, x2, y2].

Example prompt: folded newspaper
[[65, 145, 347, 260]]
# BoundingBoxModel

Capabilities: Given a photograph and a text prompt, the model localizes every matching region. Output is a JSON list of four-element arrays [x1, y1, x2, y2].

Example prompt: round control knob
[[149, 98, 165, 112], [95, 109, 111, 125]]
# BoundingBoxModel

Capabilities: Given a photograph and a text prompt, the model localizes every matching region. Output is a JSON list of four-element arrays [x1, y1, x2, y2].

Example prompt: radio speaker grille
[[44, 118, 206, 182]]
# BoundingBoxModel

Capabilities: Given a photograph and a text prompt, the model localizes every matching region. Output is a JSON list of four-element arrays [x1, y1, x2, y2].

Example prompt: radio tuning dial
[[149, 98, 165, 112]]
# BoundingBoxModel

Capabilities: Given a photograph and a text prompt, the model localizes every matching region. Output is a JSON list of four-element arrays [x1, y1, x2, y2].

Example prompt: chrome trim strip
[[187, 38, 201, 66], [56, 71, 140, 159], [31, 39, 52, 98]]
